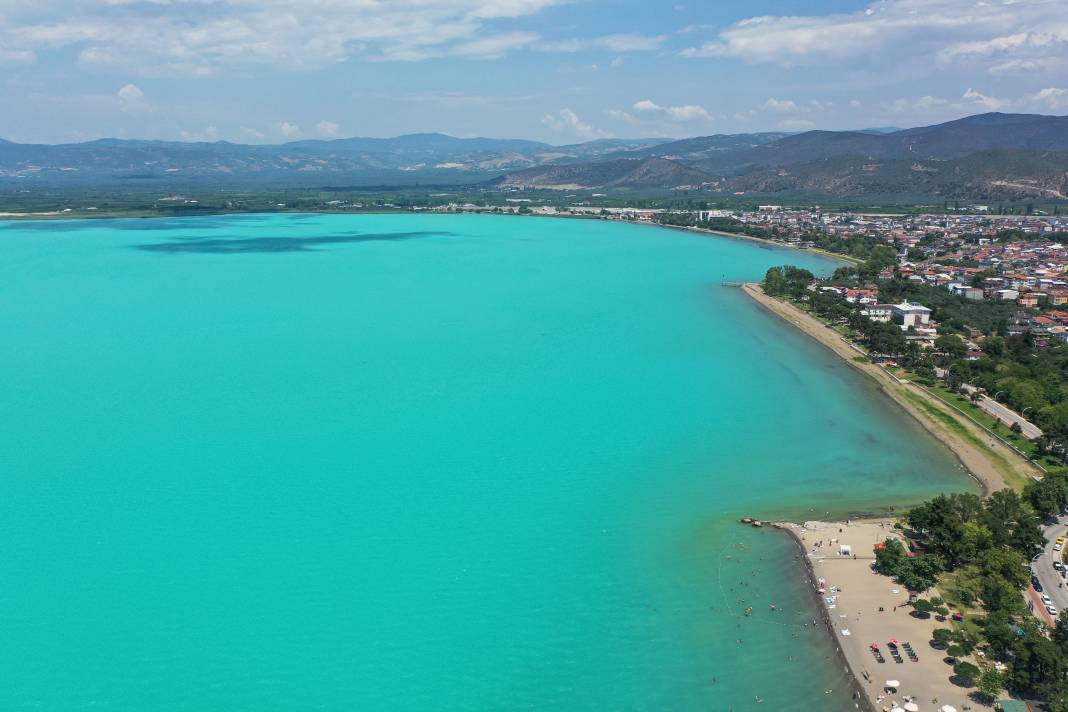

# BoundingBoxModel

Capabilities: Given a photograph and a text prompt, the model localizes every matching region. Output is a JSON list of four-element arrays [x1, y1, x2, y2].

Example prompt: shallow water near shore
[[0, 213, 975, 711]]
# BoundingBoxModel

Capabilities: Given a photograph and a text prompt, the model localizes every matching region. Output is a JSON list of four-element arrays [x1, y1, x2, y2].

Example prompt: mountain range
[[2, 113, 1067, 201], [493, 113, 1068, 200]]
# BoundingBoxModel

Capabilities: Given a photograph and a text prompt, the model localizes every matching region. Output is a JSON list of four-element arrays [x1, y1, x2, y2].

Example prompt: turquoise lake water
[[0, 213, 976, 710]]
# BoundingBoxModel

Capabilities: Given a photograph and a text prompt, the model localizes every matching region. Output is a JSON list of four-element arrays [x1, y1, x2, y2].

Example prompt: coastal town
[[731, 204, 1068, 711], [744, 273, 1068, 712]]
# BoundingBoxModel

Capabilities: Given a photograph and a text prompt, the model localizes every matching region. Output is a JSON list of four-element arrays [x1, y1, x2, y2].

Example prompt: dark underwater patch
[[131, 230, 454, 253]]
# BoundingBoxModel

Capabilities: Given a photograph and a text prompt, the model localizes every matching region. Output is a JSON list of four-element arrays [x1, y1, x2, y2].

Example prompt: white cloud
[[117, 83, 142, 101], [961, 88, 1010, 111], [679, 0, 1068, 76], [117, 82, 150, 114], [316, 120, 341, 138], [633, 99, 711, 121], [449, 32, 539, 59], [541, 108, 609, 139], [882, 86, 1062, 122], [1033, 87, 1068, 111], [761, 98, 798, 113], [240, 126, 266, 141], [0, 0, 569, 75], [989, 59, 1046, 75], [278, 121, 301, 138], [538, 34, 665, 53]]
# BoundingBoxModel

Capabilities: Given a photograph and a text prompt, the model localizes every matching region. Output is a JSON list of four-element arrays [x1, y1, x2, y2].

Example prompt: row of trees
[[946, 339, 1068, 460]]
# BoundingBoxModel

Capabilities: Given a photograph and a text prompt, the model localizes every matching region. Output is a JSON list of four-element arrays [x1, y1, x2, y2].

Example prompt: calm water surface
[[0, 214, 974, 710]]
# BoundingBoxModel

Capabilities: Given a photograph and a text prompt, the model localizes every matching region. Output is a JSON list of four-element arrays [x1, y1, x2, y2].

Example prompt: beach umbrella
[[940, 706, 957, 712], [904, 703, 920, 712], [885, 680, 900, 689], [890, 707, 905, 712]]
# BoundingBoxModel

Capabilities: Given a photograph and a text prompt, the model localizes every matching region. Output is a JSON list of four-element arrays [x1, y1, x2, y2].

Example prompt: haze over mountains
[[2, 113, 1066, 201]]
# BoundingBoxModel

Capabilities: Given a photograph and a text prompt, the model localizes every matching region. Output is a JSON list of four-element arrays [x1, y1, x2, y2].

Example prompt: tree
[[763, 266, 814, 298], [953, 661, 980, 686], [1054, 617, 1068, 655], [898, 553, 946, 592], [982, 336, 1006, 358], [1027, 469, 1068, 517], [874, 538, 908, 576], [978, 547, 1031, 591], [906, 493, 979, 565], [949, 621, 982, 656], [935, 334, 968, 362], [959, 520, 995, 564], [932, 628, 953, 647], [1009, 634, 1068, 698], [911, 599, 935, 618], [976, 668, 1004, 702], [981, 489, 1044, 558]]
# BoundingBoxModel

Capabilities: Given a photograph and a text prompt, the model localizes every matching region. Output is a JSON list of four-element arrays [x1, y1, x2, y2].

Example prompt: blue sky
[[1, 0, 1066, 144]]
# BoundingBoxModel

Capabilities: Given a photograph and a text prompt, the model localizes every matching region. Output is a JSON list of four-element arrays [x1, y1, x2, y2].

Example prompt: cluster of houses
[[716, 207, 1068, 247], [680, 208, 1068, 322], [900, 240, 1068, 308], [816, 284, 940, 345]]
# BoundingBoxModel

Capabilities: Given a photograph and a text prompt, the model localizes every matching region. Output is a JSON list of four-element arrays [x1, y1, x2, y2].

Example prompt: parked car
[[1043, 594, 1054, 606], [1033, 576, 1044, 592], [1055, 543, 1064, 552], [1047, 605, 1059, 617]]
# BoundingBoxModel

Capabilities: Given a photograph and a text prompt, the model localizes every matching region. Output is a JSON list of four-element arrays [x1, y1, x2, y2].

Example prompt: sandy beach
[[780, 520, 979, 712], [743, 282, 1041, 710], [742, 282, 1041, 495]]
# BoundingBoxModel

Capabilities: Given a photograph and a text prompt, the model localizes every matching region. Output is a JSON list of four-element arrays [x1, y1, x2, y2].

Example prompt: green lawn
[[924, 385, 1061, 471], [897, 388, 1028, 491]]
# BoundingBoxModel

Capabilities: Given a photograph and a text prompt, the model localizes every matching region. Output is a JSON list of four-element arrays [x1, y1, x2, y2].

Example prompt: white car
[[1043, 594, 1054, 606], [1047, 605, 1059, 617], [1055, 543, 1064, 552]]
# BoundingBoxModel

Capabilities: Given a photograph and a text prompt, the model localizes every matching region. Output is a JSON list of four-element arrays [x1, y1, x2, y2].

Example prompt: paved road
[[1031, 517, 1068, 623], [959, 384, 1043, 439]]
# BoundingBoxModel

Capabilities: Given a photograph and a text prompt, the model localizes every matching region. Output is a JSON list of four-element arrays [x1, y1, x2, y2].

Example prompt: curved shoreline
[[739, 283, 1043, 711], [665, 223, 866, 266], [740, 282, 1043, 496]]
